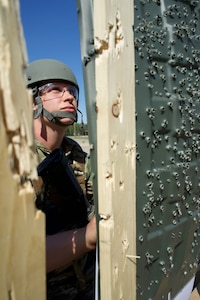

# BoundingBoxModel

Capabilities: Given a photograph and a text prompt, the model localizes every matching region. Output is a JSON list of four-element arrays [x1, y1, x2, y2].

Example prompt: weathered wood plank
[[0, 1, 45, 299], [94, 0, 136, 298]]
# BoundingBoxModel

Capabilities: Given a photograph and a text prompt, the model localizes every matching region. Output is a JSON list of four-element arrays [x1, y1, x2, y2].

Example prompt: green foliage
[[65, 123, 88, 136]]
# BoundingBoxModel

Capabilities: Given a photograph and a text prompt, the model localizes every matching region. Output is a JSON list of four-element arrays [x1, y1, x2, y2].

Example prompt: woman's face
[[38, 81, 78, 125]]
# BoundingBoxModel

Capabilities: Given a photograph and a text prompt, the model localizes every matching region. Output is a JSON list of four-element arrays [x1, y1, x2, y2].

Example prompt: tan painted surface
[[94, 0, 136, 299], [0, 0, 45, 299], [190, 289, 200, 300]]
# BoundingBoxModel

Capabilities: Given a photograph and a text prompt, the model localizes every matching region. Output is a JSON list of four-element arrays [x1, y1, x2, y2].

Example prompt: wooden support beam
[[94, 1, 136, 298]]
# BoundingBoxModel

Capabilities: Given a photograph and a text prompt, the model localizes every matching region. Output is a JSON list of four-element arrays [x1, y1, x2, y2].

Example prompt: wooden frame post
[[94, 1, 136, 298]]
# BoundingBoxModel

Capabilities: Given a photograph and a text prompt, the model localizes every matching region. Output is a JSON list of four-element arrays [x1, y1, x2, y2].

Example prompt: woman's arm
[[46, 216, 96, 273]]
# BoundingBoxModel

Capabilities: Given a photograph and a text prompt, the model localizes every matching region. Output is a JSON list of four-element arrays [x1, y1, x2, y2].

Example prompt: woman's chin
[[59, 118, 75, 125]]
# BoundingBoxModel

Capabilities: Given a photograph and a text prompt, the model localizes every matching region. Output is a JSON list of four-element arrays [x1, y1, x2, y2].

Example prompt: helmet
[[25, 59, 79, 126], [26, 59, 79, 90]]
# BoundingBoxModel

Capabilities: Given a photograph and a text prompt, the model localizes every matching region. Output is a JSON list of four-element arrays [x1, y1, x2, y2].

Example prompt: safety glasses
[[38, 82, 79, 100]]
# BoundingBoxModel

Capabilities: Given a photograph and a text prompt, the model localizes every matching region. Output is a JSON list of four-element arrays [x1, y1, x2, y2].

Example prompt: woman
[[25, 58, 96, 300]]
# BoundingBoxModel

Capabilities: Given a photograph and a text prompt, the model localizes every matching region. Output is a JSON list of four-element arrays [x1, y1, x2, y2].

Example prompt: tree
[[65, 123, 88, 136]]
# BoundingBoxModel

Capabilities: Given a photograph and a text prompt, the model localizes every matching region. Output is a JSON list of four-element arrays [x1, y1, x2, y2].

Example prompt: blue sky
[[20, 0, 87, 123]]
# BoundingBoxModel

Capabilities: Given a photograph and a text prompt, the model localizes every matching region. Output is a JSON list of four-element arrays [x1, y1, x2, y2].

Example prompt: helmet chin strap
[[43, 109, 77, 126], [33, 93, 43, 119], [33, 95, 77, 126]]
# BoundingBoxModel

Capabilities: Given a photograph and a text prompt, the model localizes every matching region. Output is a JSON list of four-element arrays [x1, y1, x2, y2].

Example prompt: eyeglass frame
[[38, 82, 79, 101]]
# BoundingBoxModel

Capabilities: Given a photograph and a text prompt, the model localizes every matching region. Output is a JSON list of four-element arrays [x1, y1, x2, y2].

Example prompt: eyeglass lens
[[39, 83, 78, 100]]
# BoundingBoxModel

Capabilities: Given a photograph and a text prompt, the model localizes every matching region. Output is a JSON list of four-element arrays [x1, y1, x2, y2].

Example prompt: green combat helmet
[[25, 59, 79, 126]]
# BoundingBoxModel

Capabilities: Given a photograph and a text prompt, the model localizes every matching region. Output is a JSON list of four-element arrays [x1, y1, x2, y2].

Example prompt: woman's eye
[[68, 88, 73, 94], [49, 87, 61, 92], [68, 87, 76, 97]]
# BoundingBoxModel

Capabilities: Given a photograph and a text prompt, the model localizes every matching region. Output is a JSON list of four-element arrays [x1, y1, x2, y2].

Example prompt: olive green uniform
[[33, 137, 95, 300]]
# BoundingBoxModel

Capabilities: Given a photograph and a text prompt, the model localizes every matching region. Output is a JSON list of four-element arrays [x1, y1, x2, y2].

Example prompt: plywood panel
[[0, 1, 45, 299]]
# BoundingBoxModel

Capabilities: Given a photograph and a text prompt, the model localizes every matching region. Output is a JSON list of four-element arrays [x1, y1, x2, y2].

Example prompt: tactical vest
[[34, 136, 93, 235]]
